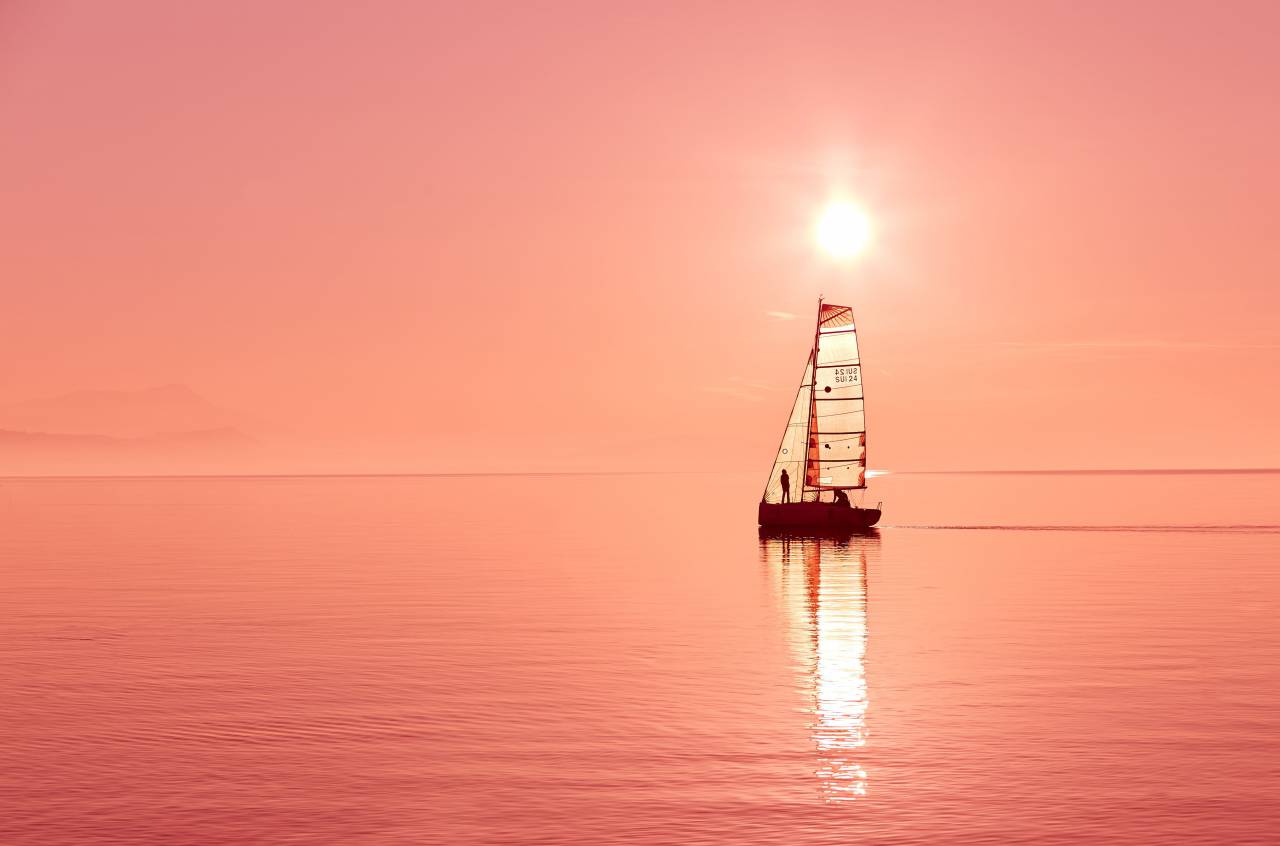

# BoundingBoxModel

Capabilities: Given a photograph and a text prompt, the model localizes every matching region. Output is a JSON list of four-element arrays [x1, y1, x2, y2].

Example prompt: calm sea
[[2, 471, 1278, 844]]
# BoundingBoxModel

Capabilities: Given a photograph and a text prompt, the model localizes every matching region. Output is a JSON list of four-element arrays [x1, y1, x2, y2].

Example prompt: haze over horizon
[[5, 1, 1279, 475]]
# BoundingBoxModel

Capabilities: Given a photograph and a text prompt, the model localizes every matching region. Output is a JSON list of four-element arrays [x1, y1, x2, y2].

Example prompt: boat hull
[[757, 502, 882, 530]]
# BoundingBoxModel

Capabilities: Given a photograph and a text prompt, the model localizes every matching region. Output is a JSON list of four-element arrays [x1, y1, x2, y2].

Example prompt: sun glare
[[815, 202, 871, 260]]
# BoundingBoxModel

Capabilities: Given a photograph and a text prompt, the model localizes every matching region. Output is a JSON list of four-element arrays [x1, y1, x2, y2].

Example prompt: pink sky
[[3, 1, 1278, 472]]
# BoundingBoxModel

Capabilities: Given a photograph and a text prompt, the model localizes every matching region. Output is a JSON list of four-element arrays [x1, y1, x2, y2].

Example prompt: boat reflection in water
[[760, 528, 879, 802]]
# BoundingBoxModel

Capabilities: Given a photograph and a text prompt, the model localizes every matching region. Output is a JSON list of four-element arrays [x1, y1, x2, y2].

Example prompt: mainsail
[[806, 302, 866, 491], [762, 300, 866, 503]]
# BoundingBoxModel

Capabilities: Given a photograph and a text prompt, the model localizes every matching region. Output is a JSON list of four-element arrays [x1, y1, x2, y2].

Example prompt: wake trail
[[885, 524, 1280, 534]]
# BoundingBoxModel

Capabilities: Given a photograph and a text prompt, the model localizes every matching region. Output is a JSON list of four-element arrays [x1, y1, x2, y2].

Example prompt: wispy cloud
[[702, 376, 776, 402], [702, 386, 765, 402], [766, 311, 797, 321], [995, 340, 1280, 351]]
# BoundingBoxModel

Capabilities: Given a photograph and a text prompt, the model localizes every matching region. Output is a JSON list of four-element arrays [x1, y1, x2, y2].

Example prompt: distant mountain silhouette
[[0, 426, 255, 449], [0, 384, 239, 438], [0, 426, 258, 475], [0, 386, 260, 474], [0, 429, 118, 449]]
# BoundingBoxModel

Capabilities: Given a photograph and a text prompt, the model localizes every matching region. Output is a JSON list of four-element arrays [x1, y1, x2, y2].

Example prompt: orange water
[[2, 472, 1278, 844]]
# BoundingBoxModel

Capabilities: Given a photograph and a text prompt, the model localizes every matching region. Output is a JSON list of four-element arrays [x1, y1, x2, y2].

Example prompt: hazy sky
[[4, 1, 1278, 471]]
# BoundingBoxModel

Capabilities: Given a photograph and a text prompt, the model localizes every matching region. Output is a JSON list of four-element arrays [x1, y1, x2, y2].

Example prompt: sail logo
[[834, 367, 860, 384]]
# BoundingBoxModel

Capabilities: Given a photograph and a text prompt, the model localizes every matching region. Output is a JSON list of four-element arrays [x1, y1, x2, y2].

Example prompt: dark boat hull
[[758, 502, 882, 530]]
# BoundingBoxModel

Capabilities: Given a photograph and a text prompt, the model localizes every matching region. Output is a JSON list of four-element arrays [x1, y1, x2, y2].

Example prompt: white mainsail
[[762, 301, 866, 504], [806, 303, 866, 491]]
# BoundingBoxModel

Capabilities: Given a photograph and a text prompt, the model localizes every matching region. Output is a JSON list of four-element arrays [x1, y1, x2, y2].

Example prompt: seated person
[[832, 489, 851, 508]]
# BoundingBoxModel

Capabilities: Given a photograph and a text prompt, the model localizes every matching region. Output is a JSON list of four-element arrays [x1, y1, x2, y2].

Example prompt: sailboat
[[758, 299, 882, 530]]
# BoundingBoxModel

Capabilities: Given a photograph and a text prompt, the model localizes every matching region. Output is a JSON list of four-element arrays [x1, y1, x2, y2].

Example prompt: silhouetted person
[[833, 489, 851, 508], [780, 469, 791, 503]]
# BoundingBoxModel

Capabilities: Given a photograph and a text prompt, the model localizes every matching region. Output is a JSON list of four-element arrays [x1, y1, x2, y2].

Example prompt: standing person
[[780, 469, 791, 503]]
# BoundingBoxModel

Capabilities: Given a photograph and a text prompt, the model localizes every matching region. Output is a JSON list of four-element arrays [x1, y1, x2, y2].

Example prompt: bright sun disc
[[815, 202, 871, 260]]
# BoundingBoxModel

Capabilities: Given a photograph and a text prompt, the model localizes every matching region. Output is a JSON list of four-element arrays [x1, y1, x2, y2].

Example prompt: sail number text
[[833, 366, 860, 384]]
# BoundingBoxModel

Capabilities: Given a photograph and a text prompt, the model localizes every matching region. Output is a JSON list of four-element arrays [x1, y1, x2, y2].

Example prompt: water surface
[[2, 471, 1278, 844]]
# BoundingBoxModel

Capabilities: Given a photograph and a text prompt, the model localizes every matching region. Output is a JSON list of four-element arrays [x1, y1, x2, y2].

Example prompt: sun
[[814, 202, 871, 260]]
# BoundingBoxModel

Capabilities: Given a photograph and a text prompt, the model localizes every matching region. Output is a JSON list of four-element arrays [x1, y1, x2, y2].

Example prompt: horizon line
[[1, 466, 1279, 481], [0, 470, 684, 481], [893, 467, 1280, 476]]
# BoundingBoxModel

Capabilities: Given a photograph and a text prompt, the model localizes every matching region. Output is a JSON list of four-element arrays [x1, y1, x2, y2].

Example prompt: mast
[[803, 296, 822, 502]]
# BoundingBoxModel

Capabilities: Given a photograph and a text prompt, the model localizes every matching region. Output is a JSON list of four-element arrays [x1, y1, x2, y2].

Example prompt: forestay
[[761, 353, 813, 504]]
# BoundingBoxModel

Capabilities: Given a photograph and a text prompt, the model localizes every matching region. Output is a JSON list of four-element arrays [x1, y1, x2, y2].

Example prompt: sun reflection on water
[[762, 531, 876, 802]]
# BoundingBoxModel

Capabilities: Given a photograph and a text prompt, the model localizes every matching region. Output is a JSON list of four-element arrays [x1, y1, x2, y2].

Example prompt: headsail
[[806, 302, 866, 490], [762, 352, 813, 504]]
